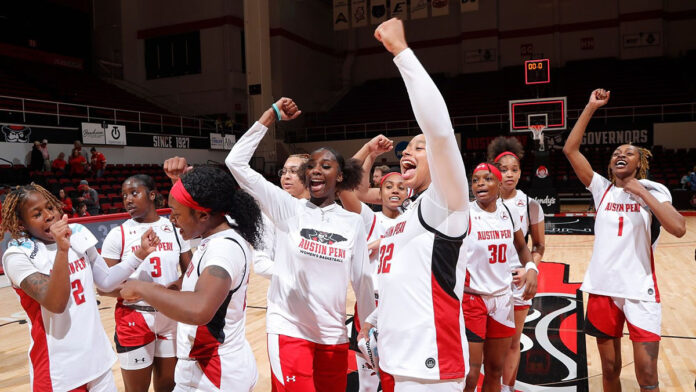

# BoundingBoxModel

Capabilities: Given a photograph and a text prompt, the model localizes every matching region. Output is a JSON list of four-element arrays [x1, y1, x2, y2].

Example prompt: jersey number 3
[[150, 256, 162, 277], [378, 243, 394, 274]]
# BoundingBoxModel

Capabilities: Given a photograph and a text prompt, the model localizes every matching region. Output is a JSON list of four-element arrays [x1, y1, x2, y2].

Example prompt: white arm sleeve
[[225, 122, 299, 225], [252, 249, 274, 279], [87, 247, 144, 291], [253, 214, 276, 279], [350, 221, 376, 328], [394, 49, 469, 213]]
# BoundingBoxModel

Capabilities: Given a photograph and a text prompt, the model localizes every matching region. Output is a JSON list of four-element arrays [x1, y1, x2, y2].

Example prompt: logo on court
[[424, 358, 436, 369]]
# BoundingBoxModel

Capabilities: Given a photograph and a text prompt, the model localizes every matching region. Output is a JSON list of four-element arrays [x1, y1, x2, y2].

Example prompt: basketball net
[[529, 124, 546, 151]]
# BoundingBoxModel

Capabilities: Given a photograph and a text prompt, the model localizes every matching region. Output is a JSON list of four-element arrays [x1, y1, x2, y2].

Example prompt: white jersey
[[2, 226, 116, 391], [226, 122, 376, 345], [177, 229, 252, 359], [502, 189, 543, 268], [364, 48, 471, 381], [464, 200, 520, 296], [102, 216, 190, 306], [582, 173, 672, 302], [358, 203, 399, 297]]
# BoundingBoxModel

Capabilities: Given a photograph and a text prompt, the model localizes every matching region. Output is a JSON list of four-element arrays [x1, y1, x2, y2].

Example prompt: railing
[[289, 102, 696, 142], [0, 95, 218, 137]]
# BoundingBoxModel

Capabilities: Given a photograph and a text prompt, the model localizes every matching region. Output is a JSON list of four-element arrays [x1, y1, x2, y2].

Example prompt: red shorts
[[585, 294, 661, 342], [462, 293, 515, 342], [267, 334, 349, 392]]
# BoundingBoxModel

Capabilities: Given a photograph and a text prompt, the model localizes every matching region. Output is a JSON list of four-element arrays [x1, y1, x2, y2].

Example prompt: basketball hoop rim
[[529, 124, 545, 140]]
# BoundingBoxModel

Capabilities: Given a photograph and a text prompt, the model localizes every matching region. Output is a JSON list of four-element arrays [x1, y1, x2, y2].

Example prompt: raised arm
[[341, 135, 394, 209], [225, 98, 302, 224], [563, 89, 610, 187], [375, 18, 468, 211]]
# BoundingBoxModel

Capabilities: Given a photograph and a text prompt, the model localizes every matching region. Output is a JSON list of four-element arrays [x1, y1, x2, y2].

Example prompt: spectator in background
[[69, 148, 87, 177], [39, 139, 51, 171], [681, 172, 691, 190], [58, 188, 74, 215], [30, 141, 44, 171], [73, 201, 90, 218], [688, 166, 696, 191], [371, 164, 391, 187], [52, 152, 67, 175], [78, 180, 100, 215], [90, 147, 107, 178]]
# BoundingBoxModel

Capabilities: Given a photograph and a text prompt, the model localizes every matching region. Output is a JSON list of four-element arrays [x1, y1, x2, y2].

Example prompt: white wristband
[[524, 262, 539, 274], [124, 252, 145, 270]]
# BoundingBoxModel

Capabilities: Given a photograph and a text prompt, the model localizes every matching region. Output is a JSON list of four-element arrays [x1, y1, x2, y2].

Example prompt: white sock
[[501, 385, 513, 392]]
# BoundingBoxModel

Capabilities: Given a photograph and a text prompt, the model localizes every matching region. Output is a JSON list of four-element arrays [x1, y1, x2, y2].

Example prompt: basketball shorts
[[173, 341, 257, 391], [511, 276, 532, 310], [68, 368, 117, 392], [585, 294, 661, 342], [268, 333, 349, 392], [462, 292, 515, 342], [114, 303, 177, 370]]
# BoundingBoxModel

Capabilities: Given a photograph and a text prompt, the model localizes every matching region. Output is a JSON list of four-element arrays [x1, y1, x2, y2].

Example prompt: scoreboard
[[525, 59, 550, 85]]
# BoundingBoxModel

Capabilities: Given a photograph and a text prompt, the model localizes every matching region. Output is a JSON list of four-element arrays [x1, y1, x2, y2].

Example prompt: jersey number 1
[[617, 217, 624, 236]]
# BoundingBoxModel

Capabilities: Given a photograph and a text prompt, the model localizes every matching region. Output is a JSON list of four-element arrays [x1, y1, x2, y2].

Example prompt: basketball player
[[1, 183, 161, 392], [487, 137, 545, 391], [254, 153, 310, 279], [100, 175, 192, 392], [120, 165, 263, 391], [358, 18, 471, 391], [563, 89, 686, 392], [226, 98, 376, 392], [339, 135, 408, 392], [462, 163, 535, 392]]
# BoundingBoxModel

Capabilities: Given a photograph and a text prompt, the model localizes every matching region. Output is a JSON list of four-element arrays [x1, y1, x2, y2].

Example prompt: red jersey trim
[[16, 288, 53, 392]]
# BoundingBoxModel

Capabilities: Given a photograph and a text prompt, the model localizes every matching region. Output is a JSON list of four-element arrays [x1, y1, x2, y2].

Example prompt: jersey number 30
[[487, 244, 507, 264], [378, 243, 394, 274]]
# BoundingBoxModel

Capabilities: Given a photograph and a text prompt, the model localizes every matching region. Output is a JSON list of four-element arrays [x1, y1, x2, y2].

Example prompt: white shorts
[[393, 375, 464, 392], [115, 306, 177, 370], [462, 292, 515, 341], [511, 279, 532, 309], [80, 368, 118, 392], [173, 341, 258, 391], [356, 351, 380, 392]]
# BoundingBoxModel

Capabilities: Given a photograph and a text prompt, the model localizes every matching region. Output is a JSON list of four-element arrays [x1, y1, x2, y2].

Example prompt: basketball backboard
[[508, 97, 567, 133]]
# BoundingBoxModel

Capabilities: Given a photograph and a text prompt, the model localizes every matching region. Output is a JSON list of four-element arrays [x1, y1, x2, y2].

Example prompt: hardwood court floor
[[1, 217, 695, 391]]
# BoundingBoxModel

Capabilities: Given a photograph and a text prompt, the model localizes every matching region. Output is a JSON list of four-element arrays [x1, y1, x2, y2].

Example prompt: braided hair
[[608, 145, 652, 184], [1, 183, 62, 241]]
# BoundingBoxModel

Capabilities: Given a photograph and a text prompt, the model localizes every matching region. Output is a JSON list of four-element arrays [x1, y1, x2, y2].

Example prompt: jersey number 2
[[487, 244, 507, 264], [378, 243, 394, 274], [71, 280, 86, 305], [150, 256, 162, 277]]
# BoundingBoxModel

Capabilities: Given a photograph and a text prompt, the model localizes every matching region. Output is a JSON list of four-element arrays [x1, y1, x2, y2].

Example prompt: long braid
[[608, 145, 652, 184], [0, 184, 63, 241]]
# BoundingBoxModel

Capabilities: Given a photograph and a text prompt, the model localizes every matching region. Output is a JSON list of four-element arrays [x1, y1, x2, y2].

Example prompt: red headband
[[473, 162, 502, 182], [494, 151, 520, 163], [380, 172, 402, 187], [170, 180, 211, 212]]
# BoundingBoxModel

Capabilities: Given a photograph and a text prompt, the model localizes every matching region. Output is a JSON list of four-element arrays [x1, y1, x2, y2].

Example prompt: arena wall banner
[[209, 133, 236, 150], [81, 122, 127, 146], [544, 123, 653, 151]]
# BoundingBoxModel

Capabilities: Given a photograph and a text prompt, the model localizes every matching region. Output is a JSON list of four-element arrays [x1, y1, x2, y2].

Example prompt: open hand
[[374, 18, 408, 56], [588, 88, 610, 110]]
